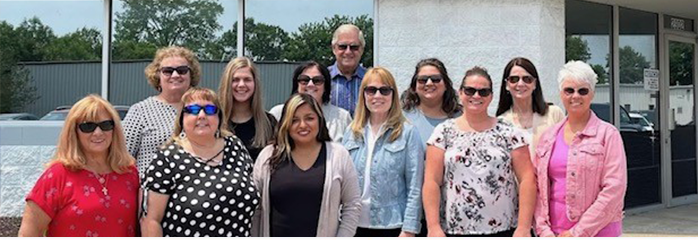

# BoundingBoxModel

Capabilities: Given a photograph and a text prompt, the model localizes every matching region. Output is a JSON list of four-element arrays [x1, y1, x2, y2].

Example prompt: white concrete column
[[376, 0, 566, 111]]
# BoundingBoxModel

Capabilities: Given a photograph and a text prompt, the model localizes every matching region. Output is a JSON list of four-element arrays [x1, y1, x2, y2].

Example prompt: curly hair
[[144, 46, 201, 92]]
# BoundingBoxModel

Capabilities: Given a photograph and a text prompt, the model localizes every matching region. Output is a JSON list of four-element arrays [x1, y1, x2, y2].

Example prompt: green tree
[[592, 64, 608, 84], [565, 35, 591, 62], [206, 18, 289, 61], [0, 20, 41, 113], [0, 18, 56, 62], [669, 42, 693, 86], [618, 45, 650, 84], [0, 54, 40, 113], [113, 0, 223, 59], [45, 27, 102, 61], [284, 14, 374, 67]]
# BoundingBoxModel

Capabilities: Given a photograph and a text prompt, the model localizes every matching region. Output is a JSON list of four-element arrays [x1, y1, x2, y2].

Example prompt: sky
[[0, 0, 373, 36]]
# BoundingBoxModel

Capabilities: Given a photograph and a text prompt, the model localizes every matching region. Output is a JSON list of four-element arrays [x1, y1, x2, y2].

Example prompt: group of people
[[17, 24, 627, 237]]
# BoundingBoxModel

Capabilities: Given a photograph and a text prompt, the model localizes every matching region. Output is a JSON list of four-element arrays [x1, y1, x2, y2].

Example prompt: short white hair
[[331, 24, 365, 47], [557, 60, 598, 91]]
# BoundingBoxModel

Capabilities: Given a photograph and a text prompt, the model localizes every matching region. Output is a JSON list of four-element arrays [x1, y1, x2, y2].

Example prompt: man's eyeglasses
[[460, 86, 492, 97], [364, 86, 394, 96], [78, 120, 115, 133], [336, 44, 360, 51], [160, 66, 191, 76], [506, 75, 536, 84], [184, 104, 218, 116], [562, 87, 590, 96], [297, 75, 325, 85], [416, 75, 443, 84]]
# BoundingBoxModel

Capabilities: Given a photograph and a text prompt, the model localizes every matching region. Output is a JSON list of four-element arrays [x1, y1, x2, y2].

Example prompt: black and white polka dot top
[[143, 136, 260, 237]]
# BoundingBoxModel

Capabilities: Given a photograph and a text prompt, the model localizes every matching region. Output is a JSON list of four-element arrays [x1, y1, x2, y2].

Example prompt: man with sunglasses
[[329, 24, 367, 116]]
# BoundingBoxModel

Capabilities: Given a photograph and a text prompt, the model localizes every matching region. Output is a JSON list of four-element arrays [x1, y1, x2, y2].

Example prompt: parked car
[[0, 113, 40, 121], [590, 103, 646, 132], [629, 112, 655, 132], [40, 105, 129, 121]]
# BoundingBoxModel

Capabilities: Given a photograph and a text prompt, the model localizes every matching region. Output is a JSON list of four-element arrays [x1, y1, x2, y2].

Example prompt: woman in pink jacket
[[533, 61, 627, 237]]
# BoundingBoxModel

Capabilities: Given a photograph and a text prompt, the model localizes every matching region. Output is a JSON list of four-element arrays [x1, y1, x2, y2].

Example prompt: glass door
[[667, 37, 698, 205]]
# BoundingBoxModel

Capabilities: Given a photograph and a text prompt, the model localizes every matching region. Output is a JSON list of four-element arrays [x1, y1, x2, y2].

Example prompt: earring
[[179, 131, 186, 139], [215, 130, 220, 138]]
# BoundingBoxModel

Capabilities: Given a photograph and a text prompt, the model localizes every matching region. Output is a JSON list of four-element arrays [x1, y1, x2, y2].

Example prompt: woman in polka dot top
[[141, 88, 260, 237]]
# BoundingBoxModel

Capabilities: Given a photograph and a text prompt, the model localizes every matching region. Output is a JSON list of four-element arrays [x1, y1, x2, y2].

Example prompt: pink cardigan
[[533, 111, 627, 237]]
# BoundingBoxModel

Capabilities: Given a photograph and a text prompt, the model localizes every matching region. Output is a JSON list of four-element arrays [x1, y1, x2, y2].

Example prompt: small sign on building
[[644, 68, 659, 91]]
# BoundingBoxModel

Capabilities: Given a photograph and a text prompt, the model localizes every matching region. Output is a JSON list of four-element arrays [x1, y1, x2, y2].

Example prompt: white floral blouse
[[427, 118, 527, 235]]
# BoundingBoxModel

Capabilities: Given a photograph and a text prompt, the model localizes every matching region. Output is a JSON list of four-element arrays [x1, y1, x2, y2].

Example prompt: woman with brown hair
[[253, 93, 360, 237], [19, 95, 138, 237], [218, 57, 277, 161]]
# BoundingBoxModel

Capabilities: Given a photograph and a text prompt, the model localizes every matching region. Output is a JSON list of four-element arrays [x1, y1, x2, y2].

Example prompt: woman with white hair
[[533, 61, 627, 237]]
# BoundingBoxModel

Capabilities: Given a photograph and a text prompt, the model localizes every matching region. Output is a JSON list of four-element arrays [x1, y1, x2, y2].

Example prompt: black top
[[229, 112, 277, 162], [142, 136, 260, 237], [269, 143, 327, 237]]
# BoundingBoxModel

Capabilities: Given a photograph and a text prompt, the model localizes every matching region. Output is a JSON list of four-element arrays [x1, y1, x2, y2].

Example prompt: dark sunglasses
[[183, 104, 218, 116], [563, 87, 590, 96], [460, 86, 493, 97], [416, 75, 443, 84], [159, 66, 191, 76], [336, 44, 360, 51], [78, 120, 115, 133], [506, 75, 536, 84], [364, 86, 394, 96], [297, 75, 325, 85]]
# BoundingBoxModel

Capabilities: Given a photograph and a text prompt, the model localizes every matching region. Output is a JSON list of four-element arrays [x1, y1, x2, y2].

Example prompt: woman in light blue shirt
[[342, 67, 424, 237]]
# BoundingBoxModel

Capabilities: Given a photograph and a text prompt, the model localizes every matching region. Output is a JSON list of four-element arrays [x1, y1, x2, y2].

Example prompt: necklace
[[192, 146, 226, 166], [92, 172, 109, 196]]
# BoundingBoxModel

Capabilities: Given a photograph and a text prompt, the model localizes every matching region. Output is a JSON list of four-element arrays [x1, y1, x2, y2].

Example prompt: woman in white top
[[270, 61, 352, 142], [496, 57, 565, 155]]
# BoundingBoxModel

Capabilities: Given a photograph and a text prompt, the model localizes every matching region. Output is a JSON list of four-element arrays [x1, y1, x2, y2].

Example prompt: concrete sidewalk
[[623, 203, 698, 237]]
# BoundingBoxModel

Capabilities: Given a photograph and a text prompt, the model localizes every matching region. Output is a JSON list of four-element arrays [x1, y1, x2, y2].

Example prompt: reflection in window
[[0, 0, 104, 117]]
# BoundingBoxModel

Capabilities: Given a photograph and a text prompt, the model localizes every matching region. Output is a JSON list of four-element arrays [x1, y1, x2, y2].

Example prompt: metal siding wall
[[22, 61, 299, 116]]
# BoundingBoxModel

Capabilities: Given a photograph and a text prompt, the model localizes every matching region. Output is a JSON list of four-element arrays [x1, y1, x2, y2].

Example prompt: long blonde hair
[[170, 87, 232, 145], [218, 57, 273, 148], [49, 94, 134, 173], [349, 67, 405, 142]]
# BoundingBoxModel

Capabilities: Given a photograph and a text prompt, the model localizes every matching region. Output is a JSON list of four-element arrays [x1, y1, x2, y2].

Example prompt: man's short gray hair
[[331, 24, 366, 47], [557, 60, 598, 91]]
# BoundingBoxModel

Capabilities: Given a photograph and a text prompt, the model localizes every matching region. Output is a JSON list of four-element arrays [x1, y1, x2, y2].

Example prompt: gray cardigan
[[252, 142, 361, 237]]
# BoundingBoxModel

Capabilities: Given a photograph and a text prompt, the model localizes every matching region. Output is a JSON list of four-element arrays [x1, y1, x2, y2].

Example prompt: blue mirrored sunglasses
[[183, 104, 218, 116]]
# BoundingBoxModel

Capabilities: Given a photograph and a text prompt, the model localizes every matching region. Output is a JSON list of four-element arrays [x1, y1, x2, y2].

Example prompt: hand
[[398, 231, 415, 237], [558, 230, 573, 237], [427, 226, 446, 237], [513, 227, 531, 237]]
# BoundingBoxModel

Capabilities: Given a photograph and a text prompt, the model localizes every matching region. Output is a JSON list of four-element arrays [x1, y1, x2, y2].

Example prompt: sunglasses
[[460, 86, 493, 97], [416, 75, 443, 84], [562, 87, 590, 96], [364, 86, 394, 96], [506, 75, 536, 84], [183, 104, 218, 116], [159, 66, 191, 76], [336, 44, 360, 51], [297, 75, 325, 85], [78, 120, 115, 133]]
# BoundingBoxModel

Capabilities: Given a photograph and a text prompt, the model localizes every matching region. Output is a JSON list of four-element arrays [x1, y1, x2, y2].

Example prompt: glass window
[[0, 0, 104, 119], [619, 7, 661, 207], [245, 0, 374, 108], [565, 0, 612, 117], [109, 0, 238, 106]]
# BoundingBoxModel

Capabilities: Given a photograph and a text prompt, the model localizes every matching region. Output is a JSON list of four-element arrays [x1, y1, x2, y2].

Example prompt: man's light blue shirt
[[328, 62, 366, 116]]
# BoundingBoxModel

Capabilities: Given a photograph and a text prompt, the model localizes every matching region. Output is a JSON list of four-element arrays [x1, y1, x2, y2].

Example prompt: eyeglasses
[[562, 87, 590, 96], [460, 86, 492, 97], [416, 75, 443, 84], [78, 120, 115, 133], [364, 86, 394, 96], [297, 75, 325, 85], [159, 66, 191, 76], [183, 104, 218, 116], [336, 44, 360, 51], [506, 75, 536, 84]]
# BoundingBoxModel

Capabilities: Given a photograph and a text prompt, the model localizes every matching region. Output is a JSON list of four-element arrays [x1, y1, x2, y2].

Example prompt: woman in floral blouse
[[422, 66, 536, 237]]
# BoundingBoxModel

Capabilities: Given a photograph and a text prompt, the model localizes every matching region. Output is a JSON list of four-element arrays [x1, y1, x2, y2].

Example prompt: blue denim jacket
[[342, 122, 425, 233]]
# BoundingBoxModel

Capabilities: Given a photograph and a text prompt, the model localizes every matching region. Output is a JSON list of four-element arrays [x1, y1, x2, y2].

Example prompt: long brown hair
[[401, 58, 461, 117], [496, 57, 549, 116], [49, 95, 134, 173], [350, 67, 405, 142], [267, 93, 331, 171], [217, 57, 274, 148]]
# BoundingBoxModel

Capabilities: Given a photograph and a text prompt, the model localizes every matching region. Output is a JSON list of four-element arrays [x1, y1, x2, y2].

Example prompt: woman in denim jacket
[[533, 61, 627, 237], [343, 67, 425, 237]]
